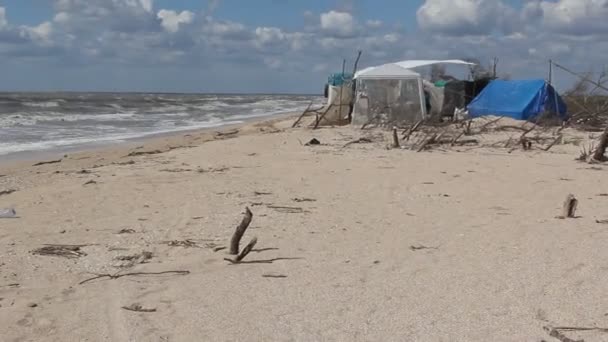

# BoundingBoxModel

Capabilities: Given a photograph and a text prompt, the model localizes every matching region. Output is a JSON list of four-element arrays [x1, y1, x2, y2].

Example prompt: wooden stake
[[392, 127, 400, 148], [229, 207, 253, 255], [562, 194, 578, 219], [292, 101, 313, 128]]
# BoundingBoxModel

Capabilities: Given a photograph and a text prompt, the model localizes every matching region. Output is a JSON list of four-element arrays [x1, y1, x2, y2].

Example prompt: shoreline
[[0, 111, 299, 170]]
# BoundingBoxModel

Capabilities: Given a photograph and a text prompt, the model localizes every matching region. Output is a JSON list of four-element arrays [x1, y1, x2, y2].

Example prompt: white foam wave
[[22, 100, 63, 108]]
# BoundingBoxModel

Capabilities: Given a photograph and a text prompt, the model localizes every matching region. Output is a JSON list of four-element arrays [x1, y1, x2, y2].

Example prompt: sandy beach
[[1, 115, 608, 341]]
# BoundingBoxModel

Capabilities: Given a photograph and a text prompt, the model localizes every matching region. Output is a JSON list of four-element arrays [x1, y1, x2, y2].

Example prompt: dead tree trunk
[[592, 127, 608, 162], [229, 207, 253, 255]]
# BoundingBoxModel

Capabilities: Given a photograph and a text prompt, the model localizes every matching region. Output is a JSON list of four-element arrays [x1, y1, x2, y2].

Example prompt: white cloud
[[366, 20, 383, 29], [0, 7, 7, 29], [320, 10, 356, 37], [538, 0, 608, 35], [417, 0, 516, 35], [139, 0, 153, 13], [255, 26, 285, 47], [20, 22, 54, 44], [157, 9, 194, 33], [203, 19, 251, 40], [53, 12, 70, 24]]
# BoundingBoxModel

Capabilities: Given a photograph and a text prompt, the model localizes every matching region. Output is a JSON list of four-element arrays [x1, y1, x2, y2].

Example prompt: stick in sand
[[230, 207, 253, 255]]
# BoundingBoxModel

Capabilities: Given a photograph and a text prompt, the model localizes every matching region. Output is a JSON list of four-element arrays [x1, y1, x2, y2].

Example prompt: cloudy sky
[[0, 0, 606, 93]]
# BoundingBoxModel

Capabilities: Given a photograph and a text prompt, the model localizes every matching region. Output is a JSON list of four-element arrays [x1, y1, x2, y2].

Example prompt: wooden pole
[[229, 207, 253, 255], [338, 59, 346, 121], [349, 51, 363, 123]]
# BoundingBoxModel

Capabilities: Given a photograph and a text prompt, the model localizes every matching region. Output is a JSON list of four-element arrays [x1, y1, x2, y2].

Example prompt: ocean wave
[[22, 100, 64, 108]]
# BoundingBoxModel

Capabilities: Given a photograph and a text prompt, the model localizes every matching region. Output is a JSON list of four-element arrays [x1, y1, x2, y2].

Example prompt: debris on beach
[[32, 244, 88, 258], [0, 208, 17, 218], [113, 251, 153, 268], [32, 159, 62, 166], [0, 189, 17, 196], [557, 194, 579, 219], [122, 303, 157, 313], [305, 138, 321, 146]]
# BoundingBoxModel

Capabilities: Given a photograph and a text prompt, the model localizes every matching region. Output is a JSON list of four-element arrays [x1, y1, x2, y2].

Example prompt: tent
[[467, 79, 568, 121], [352, 63, 426, 126]]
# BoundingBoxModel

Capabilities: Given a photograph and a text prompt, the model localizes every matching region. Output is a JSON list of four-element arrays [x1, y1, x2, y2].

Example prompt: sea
[[0, 92, 322, 157]]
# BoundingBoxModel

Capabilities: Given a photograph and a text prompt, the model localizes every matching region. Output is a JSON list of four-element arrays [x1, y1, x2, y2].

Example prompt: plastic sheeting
[[352, 78, 425, 126], [467, 79, 568, 121], [393, 59, 475, 70], [355, 63, 420, 79]]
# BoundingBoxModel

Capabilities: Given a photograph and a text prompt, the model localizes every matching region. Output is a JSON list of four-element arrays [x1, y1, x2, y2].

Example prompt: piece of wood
[[592, 127, 608, 161], [451, 131, 465, 146], [561, 194, 578, 219], [402, 120, 423, 141], [229, 207, 253, 255], [0, 189, 16, 196], [32, 245, 87, 258], [342, 137, 373, 148], [543, 326, 585, 342], [544, 134, 563, 151], [313, 104, 335, 129], [122, 304, 156, 313], [417, 133, 438, 152], [292, 101, 313, 128], [32, 159, 62, 166], [224, 237, 258, 264], [79, 270, 190, 285], [392, 127, 400, 148]]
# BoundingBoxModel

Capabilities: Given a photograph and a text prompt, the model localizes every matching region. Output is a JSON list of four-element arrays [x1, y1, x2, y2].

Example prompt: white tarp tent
[[352, 63, 426, 126], [351, 59, 476, 125]]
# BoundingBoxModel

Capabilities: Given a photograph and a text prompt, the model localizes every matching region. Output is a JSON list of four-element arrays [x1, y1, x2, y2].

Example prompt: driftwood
[[229, 207, 253, 255], [402, 120, 423, 141], [166, 240, 199, 248], [33, 159, 62, 166], [392, 127, 400, 148], [215, 129, 239, 137], [262, 274, 288, 278], [79, 270, 190, 285], [543, 325, 608, 342], [122, 303, 157, 313], [127, 150, 163, 157], [417, 133, 439, 152], [32, 244, 88, 258], [558, 194, 578, 219], [267, 205, 309, 213], [292, 101, 313, 128], [224, 237, 258, 264], [0, 189, 16, 196], [592, 127, 608, 161], [342, 137, 373, 148], [544, 135, 563, 151], [410, 245, 439, 251], [313, 104, 336, 129]]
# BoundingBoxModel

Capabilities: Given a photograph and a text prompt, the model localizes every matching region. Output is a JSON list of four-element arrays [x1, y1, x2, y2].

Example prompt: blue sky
[[0, 0, 606, 93]]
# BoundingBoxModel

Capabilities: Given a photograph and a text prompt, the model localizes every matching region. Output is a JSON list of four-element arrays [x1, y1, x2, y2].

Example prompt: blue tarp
[[328, 73, 353, 86], [467, 79, 568, 121]]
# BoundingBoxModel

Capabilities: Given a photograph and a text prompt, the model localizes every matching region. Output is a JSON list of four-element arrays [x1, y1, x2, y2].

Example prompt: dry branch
[[224, 237, 258, 264], [79, 270, 190, 285], [229, 207, 253, 255], [33, 159, 62, 166], [122, 304, 157, 313], [402, 120, 423, 141], [342, 137, 373, 148], [544, 135, 563, 151], [32, 245, 88, 258], [292, 101, 313, 128]]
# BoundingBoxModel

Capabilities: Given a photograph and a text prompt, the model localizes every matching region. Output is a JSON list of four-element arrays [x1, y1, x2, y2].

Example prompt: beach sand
[[1, 115, 608, 341]]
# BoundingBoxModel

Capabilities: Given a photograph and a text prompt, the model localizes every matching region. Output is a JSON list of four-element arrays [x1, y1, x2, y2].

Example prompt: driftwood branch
[[224, 237, 258, 264], [402, 120, 423, 141], [230, 207, 253, 255], [292, 101, 313, 128], [32, 159, 62, 166], [79, 270, 190, 285]]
